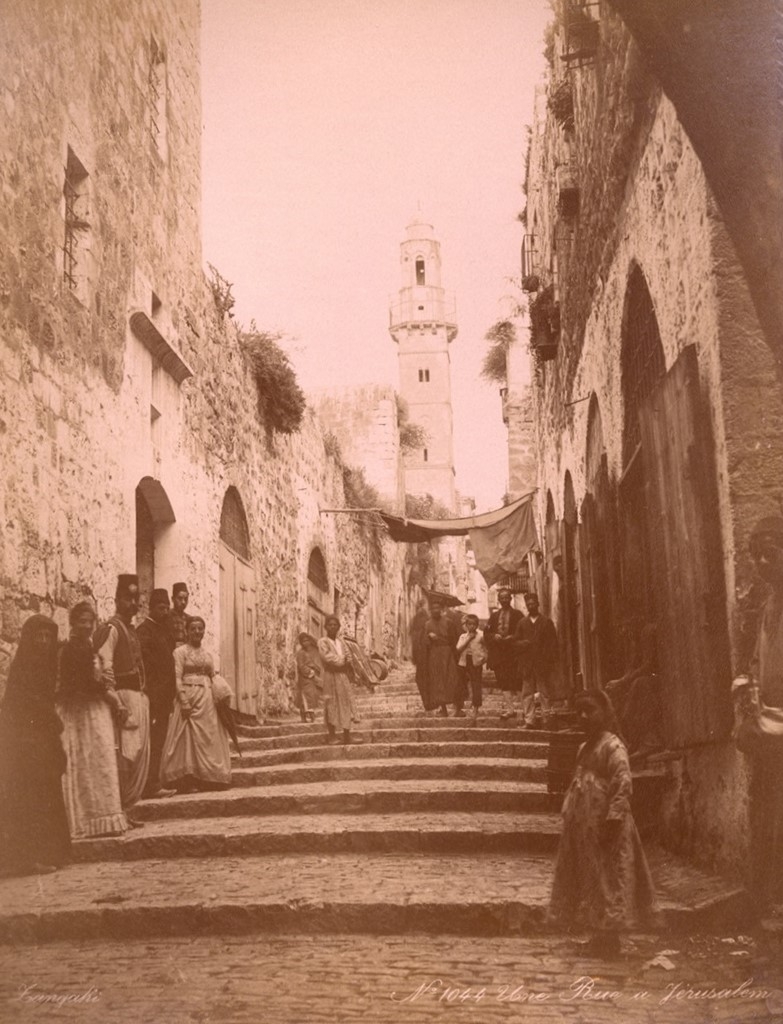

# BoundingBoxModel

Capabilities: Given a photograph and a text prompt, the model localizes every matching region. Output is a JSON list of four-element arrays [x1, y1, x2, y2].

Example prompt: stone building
[[0, 0, 412, 715], [520, 2, 783, 883], [308, 384, 406, 514]]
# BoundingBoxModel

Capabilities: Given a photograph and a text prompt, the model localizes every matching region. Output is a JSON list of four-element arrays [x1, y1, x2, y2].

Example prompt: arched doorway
[[619, 263, 666, 666], [579, 396, 617, 689], [561, 472, 580, 692], [218, 487, 256, 715], [620, 264, 731, 745], [134, 477, 176, 617], [307, 547, 330, 638]]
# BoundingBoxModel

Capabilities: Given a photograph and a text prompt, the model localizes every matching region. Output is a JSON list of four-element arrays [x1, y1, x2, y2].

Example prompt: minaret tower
[[389, 217, 458, 512]]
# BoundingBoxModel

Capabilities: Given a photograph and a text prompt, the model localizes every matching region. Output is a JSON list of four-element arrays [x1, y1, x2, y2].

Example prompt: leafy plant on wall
[[480, 319, 517, 384], [395, 393, 429, 452], [240, 321, 306, 443]]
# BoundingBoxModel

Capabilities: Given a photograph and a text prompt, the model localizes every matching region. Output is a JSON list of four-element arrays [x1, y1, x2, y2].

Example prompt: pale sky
[[201, 0, 550, 511]]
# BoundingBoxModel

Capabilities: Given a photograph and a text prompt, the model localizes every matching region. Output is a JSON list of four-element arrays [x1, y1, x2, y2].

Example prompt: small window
[[423, 448, 428, 462], [62, 147, 91, 298], [149, 36, 168, 159], [415, 258, 426, 285], [418, 368, 430, 383]]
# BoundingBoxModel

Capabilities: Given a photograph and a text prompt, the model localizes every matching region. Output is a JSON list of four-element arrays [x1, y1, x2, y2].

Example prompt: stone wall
[[308, 384, 405, 514], [0, 0, 413, 712], [522, 5, 783, 882]]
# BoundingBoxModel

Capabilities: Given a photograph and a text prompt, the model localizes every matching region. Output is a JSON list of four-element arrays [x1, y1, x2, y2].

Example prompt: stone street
[[0, 668, 780, 1023], [1, 933, 783, 1024]]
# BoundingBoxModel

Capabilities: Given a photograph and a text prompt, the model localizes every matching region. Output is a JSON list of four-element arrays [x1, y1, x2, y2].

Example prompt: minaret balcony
[[389, 287, 457, 339]]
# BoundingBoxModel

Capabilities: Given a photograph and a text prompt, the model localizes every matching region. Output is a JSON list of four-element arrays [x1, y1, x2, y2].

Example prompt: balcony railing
[[389, 287, 457, 332]]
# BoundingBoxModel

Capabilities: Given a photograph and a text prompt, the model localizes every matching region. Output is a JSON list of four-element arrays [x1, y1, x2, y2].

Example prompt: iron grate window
[[621, 265, 665, 466], [149, 36, 164, 144], [62, 148, 89, 291], [521, 234, 539, 279]]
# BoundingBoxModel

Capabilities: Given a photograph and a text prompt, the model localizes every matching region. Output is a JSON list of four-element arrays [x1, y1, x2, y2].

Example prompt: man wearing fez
[[485, 588, 524, 720], [170, 583, 192, 648], [138, 589, 176, 800], [734, 516, 783, 912], [94, 574, 150, 824]]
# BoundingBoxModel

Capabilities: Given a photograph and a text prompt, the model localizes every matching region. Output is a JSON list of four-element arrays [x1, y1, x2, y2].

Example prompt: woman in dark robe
[[423, 598, 460, 717], [410, 601, 432, 712], [295, 633, 322, 723], [0, 613, 71, 876]]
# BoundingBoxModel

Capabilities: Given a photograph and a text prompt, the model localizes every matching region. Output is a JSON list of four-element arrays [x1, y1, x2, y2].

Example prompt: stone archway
[[306, 547, 330, 639], [134, 476, 176, 616], [605, 0, 783, 368]]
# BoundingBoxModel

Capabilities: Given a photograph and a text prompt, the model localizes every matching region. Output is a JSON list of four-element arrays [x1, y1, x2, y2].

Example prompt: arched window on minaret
[[415, 258, 426, 285]]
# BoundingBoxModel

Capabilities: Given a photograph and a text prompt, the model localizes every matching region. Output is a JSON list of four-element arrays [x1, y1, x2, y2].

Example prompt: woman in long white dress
[[159, 617, 232, 792], [57, 601, 127, 839]]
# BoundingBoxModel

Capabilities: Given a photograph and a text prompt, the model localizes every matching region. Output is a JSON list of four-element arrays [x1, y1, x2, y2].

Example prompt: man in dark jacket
[[138, 588, 176, 799], [485, 588, 524, 719], [515, 592, 560, 728]]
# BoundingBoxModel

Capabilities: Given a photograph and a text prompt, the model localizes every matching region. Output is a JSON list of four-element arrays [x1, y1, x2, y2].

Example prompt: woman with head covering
[[548, 689, 656, 956], [423, 597, 460, 717], [295, 632, 322, 723], [317, 616, 362, 745], [57, 601, 128, 839], [0, 614, 71, 876], [159, 616, 232, 792]]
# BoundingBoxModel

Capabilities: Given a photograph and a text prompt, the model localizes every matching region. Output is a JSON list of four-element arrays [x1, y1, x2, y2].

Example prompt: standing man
[[485, 588, 524, 720], [515, 592, 560, 729], [138, 589, 176, 799], [94, 574, 150, 825], [170, 582, 192, 648], [734, 516, 783, 912]]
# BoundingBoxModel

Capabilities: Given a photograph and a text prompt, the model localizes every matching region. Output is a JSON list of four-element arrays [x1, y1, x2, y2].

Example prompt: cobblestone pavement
[[1, 932, 782, 1024], [0, 667, 767, 1022]]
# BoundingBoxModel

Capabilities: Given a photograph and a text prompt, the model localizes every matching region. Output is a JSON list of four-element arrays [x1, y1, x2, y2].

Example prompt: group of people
[[408, 589, 656, 955], [411, 588, 562, 723], [295, 617, 363, 745], [0, 574, 234, 877]]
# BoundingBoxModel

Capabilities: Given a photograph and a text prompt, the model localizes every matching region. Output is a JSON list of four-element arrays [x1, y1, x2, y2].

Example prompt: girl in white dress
[[160, 618, 232, 792]]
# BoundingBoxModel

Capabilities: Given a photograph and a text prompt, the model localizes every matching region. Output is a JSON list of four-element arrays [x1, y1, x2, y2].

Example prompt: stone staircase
[[0, 667, 750, 943]]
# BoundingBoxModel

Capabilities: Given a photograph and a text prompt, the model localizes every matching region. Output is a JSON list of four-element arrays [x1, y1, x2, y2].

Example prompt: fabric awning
[[379, 492, 540, 586], [379, 492, 535, 541]]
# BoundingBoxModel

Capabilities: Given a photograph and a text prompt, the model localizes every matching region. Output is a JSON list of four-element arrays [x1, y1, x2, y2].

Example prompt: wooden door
[[638, 345, 731, 746], [237, 557, 256, 716], [219, 541, 238, 708], [219, 541, 257, 716]]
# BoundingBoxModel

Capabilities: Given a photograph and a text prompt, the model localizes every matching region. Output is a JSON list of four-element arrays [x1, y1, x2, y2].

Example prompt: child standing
[[455, 614, 487, 719], [548, 689, 656, 956]]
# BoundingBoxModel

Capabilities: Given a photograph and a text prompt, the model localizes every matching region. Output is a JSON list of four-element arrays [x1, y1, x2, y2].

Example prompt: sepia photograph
[[0, 0, 782, 1021]]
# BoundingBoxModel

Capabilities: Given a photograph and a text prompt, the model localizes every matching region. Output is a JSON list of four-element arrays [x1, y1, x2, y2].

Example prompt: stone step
[[228, 757, 548, 788], [0, 849, 751, 944], [71, 812, 563, 862], [240, 716, 551, 737], [231, 740, 549, 768], [134, 780, 560, 822], [237, 726, 551, 753]]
